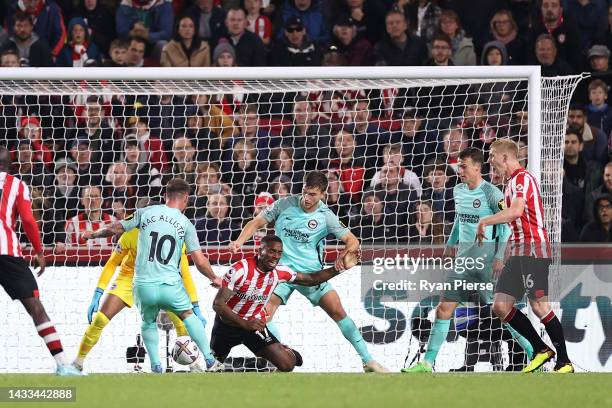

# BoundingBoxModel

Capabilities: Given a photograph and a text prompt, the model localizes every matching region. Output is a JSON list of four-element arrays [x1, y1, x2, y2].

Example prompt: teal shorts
[[442, 261, 495, 304], [273, 281, 334, 306], [133, 282, 192, 324]]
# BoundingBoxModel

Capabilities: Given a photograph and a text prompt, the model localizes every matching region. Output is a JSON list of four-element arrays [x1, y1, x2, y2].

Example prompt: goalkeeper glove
[[87, 288, 104, 324], [192, 302, 207, 327]]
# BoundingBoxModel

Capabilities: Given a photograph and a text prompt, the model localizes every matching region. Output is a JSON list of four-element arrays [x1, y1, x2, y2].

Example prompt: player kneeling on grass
[[212, 235, 359, 372]]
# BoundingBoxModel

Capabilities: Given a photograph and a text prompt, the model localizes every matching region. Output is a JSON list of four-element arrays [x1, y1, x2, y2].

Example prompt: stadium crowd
[[1, 0, 612, 246]]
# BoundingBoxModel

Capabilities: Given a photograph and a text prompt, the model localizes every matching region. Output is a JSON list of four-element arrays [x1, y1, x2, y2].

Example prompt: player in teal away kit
[[230, 171, 388, 372], [402, 148, 533, 373], [83, 179, 223, 373]]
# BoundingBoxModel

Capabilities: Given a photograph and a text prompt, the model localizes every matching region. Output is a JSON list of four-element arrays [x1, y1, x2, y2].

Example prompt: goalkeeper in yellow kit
[[72, 227, 213, 372]]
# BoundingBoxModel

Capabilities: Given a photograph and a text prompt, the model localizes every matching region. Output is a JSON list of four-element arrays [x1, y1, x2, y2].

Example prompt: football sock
[[503, 307, 548, 352], [183, 314, 215, 363], [167, 311, 189, 337], [424, 319, 450, 366], [504, 322, 534, 359], [336, 316, 372, 364], [76, 312, 110, 365], [541, 311, 570, 363], [36, 321, 69, 366], [266, 321, 281, 341], [141, 321, 160, 368]]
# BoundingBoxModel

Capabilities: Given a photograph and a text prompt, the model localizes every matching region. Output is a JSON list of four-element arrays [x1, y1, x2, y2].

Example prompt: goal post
[[0, 67, 582, 373]]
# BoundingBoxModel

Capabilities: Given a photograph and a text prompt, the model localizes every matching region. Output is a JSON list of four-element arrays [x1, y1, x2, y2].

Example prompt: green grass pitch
[[0, 373, 609, 408]]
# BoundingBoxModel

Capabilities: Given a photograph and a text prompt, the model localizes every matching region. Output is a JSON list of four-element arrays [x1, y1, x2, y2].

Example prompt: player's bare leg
[[527, 296, 573, 372], [256, 343, 301, 372], [402, 299, 458, 373], [21, 297, 82, 376], [318, 290, 389, 373], [177, 309, 222, 372], [73, 294, 128, 371]]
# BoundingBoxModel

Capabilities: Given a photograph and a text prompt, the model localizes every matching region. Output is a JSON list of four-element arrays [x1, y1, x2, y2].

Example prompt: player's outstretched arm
[[190, 249, 222, 287], [83, 222, 126, 241], [295, 251, 360, 286], [229, 214, 268, 253], [212, 287, 265, 331], [477, 197, 525, 243]]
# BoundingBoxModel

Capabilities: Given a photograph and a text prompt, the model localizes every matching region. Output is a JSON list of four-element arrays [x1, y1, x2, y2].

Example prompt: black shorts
[[0, 255, 39, 300], [495, 256, 551, 300], [210, 315, 279, 362]]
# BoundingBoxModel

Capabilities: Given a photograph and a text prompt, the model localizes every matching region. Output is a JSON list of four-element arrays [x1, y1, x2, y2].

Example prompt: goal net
[[0, 67, 581, 373]]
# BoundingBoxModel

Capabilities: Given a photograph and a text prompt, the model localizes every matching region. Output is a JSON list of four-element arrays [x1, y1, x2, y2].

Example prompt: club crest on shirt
[[516, 184, 523, 191], [498, 199, 505, 210], [473, 199, 481, 208], [308, 219, 318, 229]]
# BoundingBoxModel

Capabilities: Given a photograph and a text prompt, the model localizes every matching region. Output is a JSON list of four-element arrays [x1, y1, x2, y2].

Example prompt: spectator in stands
[[277, 0, 328, 45], [168, 136, 198, 186], [421, 160, 455, 222], [440, 127, 468, 173], [251, 191, 275, 246], [567, 0, 607, 51], [487, 9, 526, 65], [564, 127, 602, 200], [56, 17, 101, 67], [187, 161, 230, 220], [9, 0, 67, 58], [111, 200, 126, 220], [161, 15, 210, 67], [562, 170, 584, 241], [0, 49, 20, 67], [71, 0, 116, 55], [46, 159, 80, 242], [437, 9, 476, 66], [191, 93, 234, 145], [327, 128, 366, 203], [586, 162, 612, 222], [116, 0, 173, 60], [224, 7, 266, 66], [29, 186, 60, 246], [534, 34, 573, 77], [270, 175, 292, 199], [267, 146, 304, 193], [222, 139, 262, 216], [185, 113, 221, 163], [330, 14, 373, 66], [2, 11, 53, 67], [69, 138, 103, 187], [425, 32, 453, 66], [212, 39, 237, 67], [282, 95, 331, 171], [245, 0, 273, 46], [65, 186, 116, 246], [481, 41, 508, 66], [508, 110, 528, 140], [12, 140, 45, 187], [223, 104, 278, 173], [365, 162, 417, 227], [586, 79, 612, 137], [587, 45, 611, 86], [123, 136, 162, 198], [125, 36, 146, 66], [132, 118, 168, 172], [374, 9, 427, 66], [579, 194, 612, 242], [336, 0, 386, 44], [73, 95, 117, 167], [399, 0, 441, 47], [408, 199, 446, 244], [104, 39, 128, 66], [528, 0, 582, 72], [195, 192, 239, 245], [269, 16, 322, 66], [351, 98, 384, 169], [321, 45, 346, 66], [18, 116, 53, 168], [349, 190, 396, 243], [370, 143, 422, 197], [389, 107, 434, 177], [324, 168, 351, 221], [518, 139, 528, 168], [602, 4, 612, 52], [567, 104, 609, 165], [103, 161, 137, 211], [458, 97, 507, 153], [185, 0, 227, 48]]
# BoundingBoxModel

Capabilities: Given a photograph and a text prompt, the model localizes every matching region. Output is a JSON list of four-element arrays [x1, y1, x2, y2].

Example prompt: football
[[172, 336, 200, 365]]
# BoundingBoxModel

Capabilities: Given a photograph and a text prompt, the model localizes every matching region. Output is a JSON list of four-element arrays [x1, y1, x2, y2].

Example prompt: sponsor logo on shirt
[[281, 227, 309, 242]]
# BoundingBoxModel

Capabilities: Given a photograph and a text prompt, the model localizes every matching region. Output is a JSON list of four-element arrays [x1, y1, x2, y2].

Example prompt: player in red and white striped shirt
[[477, 139, 573, 373], [0, 147, 81, 376], [211, 235, 358, 371]]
